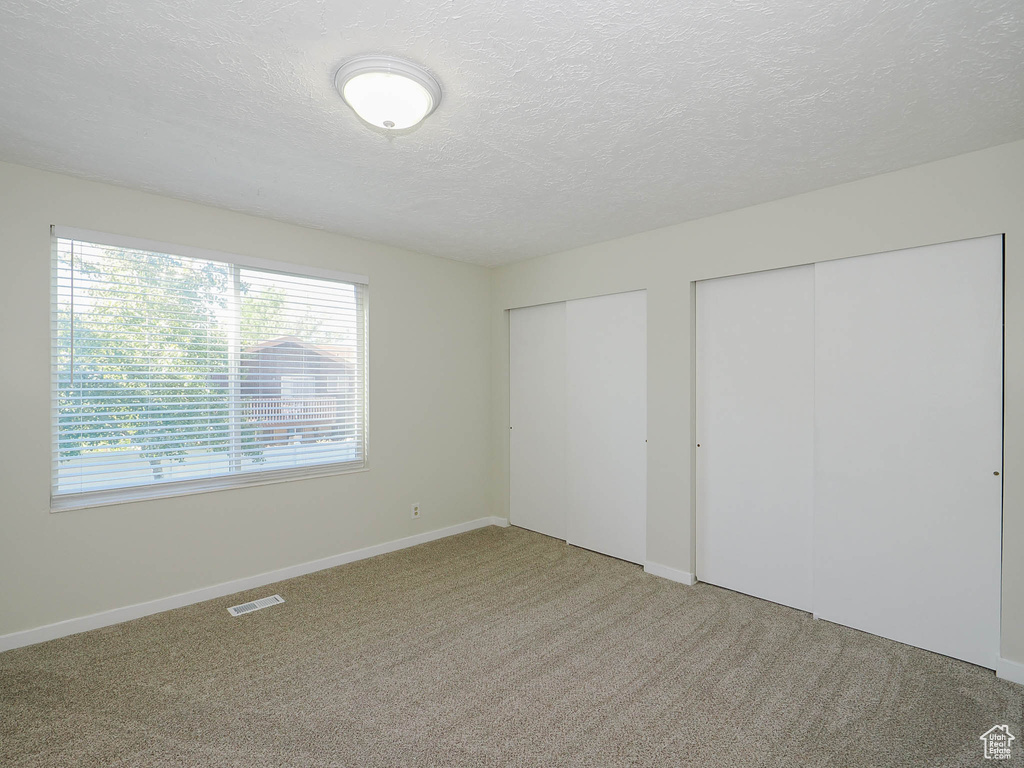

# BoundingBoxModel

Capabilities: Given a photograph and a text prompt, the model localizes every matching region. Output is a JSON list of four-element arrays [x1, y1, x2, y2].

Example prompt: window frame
[[50, 226, 370, 512]]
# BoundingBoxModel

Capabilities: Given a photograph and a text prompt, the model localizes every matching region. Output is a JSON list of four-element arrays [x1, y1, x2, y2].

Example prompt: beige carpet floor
[[1, 525, 1021, 767]]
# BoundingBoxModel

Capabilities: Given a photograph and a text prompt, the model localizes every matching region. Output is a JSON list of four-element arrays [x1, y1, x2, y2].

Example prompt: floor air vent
[[227, 594, 285, 617]]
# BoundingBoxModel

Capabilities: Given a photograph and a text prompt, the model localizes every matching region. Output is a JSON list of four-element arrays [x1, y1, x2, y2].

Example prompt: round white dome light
[[335, 56, 442, 131]]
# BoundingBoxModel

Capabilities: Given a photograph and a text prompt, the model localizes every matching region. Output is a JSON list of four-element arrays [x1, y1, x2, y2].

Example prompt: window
[[51, 227, 368, 511]]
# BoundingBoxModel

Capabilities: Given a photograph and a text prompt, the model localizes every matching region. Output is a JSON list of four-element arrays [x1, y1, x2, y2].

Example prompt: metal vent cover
[[227, 594, 285, 617]]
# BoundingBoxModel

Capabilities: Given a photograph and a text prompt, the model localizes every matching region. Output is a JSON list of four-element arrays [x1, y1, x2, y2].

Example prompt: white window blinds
[[51, 227, 368, 510]]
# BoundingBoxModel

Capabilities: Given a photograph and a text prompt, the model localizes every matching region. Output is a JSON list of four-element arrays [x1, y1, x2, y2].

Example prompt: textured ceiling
[[0, 0, 1022, 266]]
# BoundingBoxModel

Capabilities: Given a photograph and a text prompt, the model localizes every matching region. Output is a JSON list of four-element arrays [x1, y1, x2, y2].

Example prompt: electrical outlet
[[411, 503, 421, 519]]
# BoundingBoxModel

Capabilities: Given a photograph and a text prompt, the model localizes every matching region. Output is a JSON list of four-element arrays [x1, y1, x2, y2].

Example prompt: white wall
[[0, 161, 492, 636], [489, 139, 1024, 667]]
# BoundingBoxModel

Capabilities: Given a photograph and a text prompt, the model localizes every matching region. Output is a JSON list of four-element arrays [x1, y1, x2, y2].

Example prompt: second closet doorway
[[695, 236, 1003, 669], [510, 290, 647, 565]]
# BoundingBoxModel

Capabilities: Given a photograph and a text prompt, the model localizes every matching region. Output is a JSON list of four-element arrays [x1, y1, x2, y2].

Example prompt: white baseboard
[[0, 516, 507, 654], [644, 561, 697, 586], [997, 656, 1024, 686]]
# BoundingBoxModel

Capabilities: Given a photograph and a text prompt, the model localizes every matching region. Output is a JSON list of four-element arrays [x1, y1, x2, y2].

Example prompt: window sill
[[50, 461, 369, 513]]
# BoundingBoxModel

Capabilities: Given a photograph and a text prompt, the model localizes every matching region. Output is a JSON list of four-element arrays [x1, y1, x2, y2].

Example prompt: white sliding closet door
[[814, 236, 1003, 669], [696, 266, 815, 611], [565, 291, 648, 565], [509, 302, 567, 540]]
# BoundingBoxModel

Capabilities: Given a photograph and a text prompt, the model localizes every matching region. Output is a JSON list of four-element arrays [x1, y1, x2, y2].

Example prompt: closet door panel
[[695, 266, 815, 612], [565, 291, 647, 565], [509, 302, 567, 540], [814, 236, 1003, 668]]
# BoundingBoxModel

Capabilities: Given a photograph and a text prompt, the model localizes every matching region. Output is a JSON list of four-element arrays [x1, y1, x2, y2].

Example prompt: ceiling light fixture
[[335, 56, 442, 131]]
